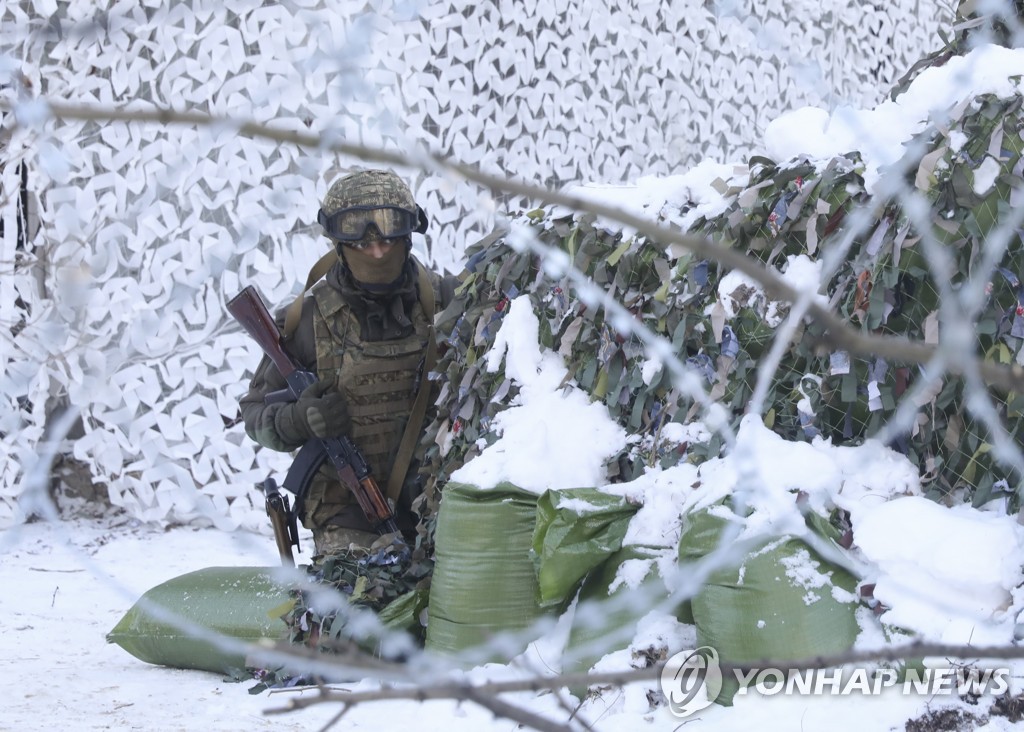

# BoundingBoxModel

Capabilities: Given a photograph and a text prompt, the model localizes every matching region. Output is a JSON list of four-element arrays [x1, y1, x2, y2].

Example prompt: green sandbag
[[564, 545, 666, 684], [377, 588, 429, 637], [107, 566, 293, 677], [679, 508, 860, 705], [532, 487, 638, 608], [425, 481, 546, 658]]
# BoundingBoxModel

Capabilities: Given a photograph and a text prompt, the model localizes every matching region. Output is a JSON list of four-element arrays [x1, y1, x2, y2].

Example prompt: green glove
[[276, 380, 351, 443]]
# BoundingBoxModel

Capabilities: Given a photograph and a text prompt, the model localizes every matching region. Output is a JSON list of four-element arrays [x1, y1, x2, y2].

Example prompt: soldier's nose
[[364, 240, 394, 259]]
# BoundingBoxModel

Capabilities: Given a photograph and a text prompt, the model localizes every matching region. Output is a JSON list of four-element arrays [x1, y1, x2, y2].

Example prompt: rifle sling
[[385, 262, 437, 506]]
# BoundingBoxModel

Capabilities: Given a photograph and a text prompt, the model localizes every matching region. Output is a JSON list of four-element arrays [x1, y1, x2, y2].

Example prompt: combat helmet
[[319, 170, 427, 244], [322, 169, 420, 213], [318, 169, 427, 288]]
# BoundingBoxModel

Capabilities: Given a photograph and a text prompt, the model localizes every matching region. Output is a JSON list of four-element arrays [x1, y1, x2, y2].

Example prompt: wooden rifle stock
[[227, 286, 316, 397], [228, 285, 400, 537]]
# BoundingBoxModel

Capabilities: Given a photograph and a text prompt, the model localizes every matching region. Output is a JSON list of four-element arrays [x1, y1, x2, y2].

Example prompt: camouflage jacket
[[240, 256, 457, 534]]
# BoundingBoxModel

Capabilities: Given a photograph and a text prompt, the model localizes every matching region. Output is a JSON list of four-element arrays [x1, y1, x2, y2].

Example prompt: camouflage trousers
[[313, 526, 377, 557]]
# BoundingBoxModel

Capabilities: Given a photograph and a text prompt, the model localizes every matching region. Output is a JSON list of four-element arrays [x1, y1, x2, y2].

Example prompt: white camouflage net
[[0, 0, 949, 529]]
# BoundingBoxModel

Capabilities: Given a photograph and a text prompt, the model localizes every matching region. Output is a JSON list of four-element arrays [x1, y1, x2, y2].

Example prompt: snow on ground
[[4, 514, 1021, 731], [1, 517, 335, 731], [8, 37, 1024, 732], [2, 516, 568, 732]]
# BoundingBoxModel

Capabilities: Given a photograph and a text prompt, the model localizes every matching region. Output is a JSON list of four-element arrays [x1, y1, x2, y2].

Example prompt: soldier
[[240, 169, 456, 557]]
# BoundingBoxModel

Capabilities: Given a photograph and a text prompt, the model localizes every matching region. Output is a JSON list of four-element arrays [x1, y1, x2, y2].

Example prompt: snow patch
[[452, 296, 627, 493]]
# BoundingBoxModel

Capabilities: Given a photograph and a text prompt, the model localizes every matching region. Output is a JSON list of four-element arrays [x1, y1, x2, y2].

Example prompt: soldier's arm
[[239, 297, 319, 452]]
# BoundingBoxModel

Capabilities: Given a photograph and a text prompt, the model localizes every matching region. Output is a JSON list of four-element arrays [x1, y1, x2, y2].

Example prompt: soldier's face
[[359, 237, 399, 260], [338, 230, 410, 286]]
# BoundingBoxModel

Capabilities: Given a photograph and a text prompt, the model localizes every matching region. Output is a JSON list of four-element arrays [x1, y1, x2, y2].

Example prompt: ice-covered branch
[[9, 98, 1024, 395], [265, 638, 1024, 728]]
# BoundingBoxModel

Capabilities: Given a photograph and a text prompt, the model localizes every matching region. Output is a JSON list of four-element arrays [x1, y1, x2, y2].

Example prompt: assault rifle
[[227, 286, 401, 556]]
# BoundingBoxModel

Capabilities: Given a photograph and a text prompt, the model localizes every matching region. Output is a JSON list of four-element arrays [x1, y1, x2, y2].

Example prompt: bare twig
[[9, 98, 1023, 393], [462, 687, 578, 732], [267, 638, 1024, 717]]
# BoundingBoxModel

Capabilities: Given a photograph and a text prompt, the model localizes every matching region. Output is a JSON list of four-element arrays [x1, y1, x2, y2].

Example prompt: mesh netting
[[0, 0, 952, 527], [421, 90, 1024, 524]]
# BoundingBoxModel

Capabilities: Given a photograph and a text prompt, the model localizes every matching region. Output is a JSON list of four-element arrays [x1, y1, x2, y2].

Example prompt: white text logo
[[660, 646, 724, 717]]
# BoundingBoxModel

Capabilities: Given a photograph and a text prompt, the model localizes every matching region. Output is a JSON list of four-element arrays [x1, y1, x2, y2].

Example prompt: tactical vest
[[309, 281, 431, 493]]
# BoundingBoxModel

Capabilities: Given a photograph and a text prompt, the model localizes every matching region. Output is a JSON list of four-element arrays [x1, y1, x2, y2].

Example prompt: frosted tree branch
[[6, 98, 1023, 395], [264, 639, 1024, 729]]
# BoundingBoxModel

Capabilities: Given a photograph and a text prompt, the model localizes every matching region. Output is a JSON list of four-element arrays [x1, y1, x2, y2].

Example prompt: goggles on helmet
[[318, 205, 427, 244]]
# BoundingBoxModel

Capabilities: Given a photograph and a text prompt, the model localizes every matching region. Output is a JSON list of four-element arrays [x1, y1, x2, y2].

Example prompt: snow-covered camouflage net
[[0, 0, 949, 529]]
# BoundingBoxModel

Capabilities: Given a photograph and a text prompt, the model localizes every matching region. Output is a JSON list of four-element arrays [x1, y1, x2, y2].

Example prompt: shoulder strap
[[416, 260, 436, 320], [386, 260, 439, 505], [283, 249, 336, 340]]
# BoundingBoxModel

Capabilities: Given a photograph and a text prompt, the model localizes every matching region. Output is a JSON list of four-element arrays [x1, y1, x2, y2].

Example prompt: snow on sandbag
[[107, 566, 293, 677], [532, 487, 639, 608], [563, 544, 672, 684], [678, 506, 860, 705], [534, 480, 694, 687], [425, 481, 549, 659], [852, 495, 1024, 646]]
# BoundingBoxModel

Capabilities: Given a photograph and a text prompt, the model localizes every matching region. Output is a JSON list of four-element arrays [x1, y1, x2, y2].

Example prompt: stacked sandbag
[[533, 487, 647, 681], [563, 544, 670, 682], [425, 481, 548, 658], [678, 506, 860, 704], [106, 566, 293, 677], [532, 487, 694, 687], [532, 487, 639, 609]]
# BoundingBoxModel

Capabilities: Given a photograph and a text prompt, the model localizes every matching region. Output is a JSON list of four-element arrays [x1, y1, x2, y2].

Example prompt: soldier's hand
[[277, 380, 351, 442], [302, 380, 351, 438]]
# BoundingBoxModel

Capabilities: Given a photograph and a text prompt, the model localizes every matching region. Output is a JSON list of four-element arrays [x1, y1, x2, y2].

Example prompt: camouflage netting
[[420, 219, 711, 500], [891, 0, 1024, 99], [248, 537, 431, 691], [261, 77, 1024, 676], [418, 95, 1024, 534]]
